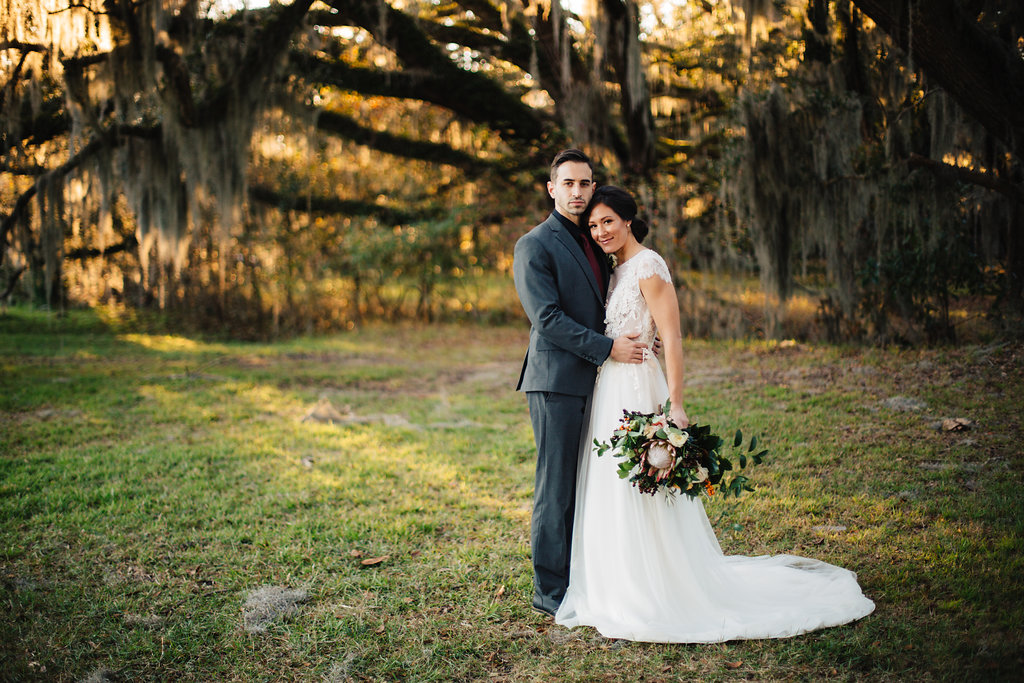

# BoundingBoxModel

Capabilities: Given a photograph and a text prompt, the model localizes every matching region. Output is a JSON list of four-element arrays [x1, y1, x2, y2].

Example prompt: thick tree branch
[[0, 266, 27, 302], [907, 153, 1024, 206], [0, 43, 47, 111], [851, 0, 1024, 161], [64, 234, 139, 260], [415, 21, 510, 58], [0, 162, 49, 176], [311, 108, 506, 174], [0, 135, 116, 269], [289, 50, 548, 145], [249, 184, 445, 223], [0, 41, 48, 53], [320, 0, 547, 143], [60, 52, 111, 69]]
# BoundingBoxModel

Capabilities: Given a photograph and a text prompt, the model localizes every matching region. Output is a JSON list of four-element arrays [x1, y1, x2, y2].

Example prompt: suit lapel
[[546, 216, 603, 303]]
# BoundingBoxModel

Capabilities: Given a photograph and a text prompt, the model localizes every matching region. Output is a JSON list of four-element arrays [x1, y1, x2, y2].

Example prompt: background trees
[[2, 0, 1021, 342]]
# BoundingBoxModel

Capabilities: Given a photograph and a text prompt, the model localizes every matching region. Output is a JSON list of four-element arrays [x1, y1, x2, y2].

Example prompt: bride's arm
[[639, 274, 689, 428]]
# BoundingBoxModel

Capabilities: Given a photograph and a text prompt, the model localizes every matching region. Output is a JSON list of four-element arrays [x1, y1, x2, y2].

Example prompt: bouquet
[[594, 400, 767, 499]]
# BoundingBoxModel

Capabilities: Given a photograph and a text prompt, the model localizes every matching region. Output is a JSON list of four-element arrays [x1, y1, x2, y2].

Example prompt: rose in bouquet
[[594, 400, 767, 498]]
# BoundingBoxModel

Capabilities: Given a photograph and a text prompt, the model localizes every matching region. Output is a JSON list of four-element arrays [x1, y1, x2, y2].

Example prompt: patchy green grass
[[1, 308, 1022, 681]]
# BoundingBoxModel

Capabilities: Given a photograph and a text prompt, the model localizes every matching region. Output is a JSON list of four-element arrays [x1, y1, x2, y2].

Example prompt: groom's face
[[547, 161, 594, 223]]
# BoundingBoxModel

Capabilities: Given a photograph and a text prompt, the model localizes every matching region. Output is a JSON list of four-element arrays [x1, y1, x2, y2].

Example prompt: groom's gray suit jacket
[[513, 212, 613, 395]]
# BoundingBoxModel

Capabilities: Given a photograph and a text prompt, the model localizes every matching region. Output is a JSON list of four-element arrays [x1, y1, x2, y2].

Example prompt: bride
[[554, 186, 875, 643]]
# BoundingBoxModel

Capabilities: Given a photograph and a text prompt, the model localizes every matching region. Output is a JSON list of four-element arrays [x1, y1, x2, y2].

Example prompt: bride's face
[[588, 203, 631, 255]]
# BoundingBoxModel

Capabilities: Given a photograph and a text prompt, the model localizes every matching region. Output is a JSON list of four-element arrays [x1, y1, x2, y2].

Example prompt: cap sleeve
[[633, 249, 672, 285]]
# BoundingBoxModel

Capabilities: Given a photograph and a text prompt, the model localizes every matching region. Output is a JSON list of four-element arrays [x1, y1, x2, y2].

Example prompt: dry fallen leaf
[[360, 555, 390, 566], [942, 417, 973, 432], [724, 661, 743, 669]]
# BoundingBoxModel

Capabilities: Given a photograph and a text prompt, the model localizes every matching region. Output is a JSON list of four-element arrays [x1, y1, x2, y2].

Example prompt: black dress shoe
[[531, 597, 557, 618]]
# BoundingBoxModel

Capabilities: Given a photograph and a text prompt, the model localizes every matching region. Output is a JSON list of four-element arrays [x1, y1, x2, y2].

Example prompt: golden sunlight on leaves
[[3, 0, 1019, 344]]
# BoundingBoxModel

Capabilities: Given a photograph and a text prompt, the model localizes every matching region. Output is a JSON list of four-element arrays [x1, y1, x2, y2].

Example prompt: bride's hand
[[670, 405, 690, 429]]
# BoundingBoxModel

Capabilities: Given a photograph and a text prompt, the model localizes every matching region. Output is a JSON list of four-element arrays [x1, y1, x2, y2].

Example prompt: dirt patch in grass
[[242, 585, 309, 634]]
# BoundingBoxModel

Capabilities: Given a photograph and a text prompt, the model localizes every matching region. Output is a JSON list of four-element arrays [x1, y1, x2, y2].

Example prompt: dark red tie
[[580, 236, 604, 293]]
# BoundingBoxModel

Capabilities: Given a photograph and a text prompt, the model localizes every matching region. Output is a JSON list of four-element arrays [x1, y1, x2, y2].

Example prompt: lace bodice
[[604, 249, 672, 346]]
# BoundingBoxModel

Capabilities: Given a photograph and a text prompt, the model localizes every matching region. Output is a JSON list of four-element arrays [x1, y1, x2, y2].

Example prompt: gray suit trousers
[[527, 390, 589, 613]]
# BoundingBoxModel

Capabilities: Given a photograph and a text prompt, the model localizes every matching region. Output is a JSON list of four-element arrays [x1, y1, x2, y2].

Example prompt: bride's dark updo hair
[[582, 185, 650, 242]]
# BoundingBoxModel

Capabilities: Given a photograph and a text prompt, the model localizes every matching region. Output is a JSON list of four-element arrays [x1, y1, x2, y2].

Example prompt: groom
[[513, 149, 649, 617]]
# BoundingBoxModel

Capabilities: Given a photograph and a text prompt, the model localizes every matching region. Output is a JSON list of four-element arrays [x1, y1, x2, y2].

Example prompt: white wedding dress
[[554, 249, 875, 642]]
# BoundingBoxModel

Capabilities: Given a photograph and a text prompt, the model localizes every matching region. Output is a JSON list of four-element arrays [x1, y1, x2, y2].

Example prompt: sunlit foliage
[[2, 1, 1021, 341]]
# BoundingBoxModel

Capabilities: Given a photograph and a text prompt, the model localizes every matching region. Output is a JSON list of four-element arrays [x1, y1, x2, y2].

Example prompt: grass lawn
[[1, 308, 1022, 681]]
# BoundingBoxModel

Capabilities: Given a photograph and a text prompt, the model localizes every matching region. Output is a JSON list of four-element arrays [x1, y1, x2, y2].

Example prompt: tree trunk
[[602, 0, 657, 177]]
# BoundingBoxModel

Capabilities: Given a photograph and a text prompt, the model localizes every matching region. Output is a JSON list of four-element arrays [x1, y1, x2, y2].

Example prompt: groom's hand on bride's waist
[[610, 334, 648, 364]]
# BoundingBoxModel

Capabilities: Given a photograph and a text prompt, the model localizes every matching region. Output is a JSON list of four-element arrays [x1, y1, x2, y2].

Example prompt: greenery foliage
[[2, 1, 1021, 342], [859, 228, 989, 345], [595, 401, 767, 498]]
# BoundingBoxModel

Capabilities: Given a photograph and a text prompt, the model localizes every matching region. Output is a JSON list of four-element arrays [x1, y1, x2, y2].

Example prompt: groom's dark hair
[[549, 148, 593, 181]]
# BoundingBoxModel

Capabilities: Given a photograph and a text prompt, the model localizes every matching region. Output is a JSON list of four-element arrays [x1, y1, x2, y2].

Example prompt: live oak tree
[[2, 0, 1021, 340], [1, 0, 667, 328], [717, 0, 1023, 341]]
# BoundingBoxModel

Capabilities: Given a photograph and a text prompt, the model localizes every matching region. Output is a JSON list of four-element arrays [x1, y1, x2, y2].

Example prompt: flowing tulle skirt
[[554, 358, 875, 643]]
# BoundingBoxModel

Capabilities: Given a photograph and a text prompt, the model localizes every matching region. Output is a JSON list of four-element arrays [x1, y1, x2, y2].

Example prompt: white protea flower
[[646, 441, 674, 470]]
